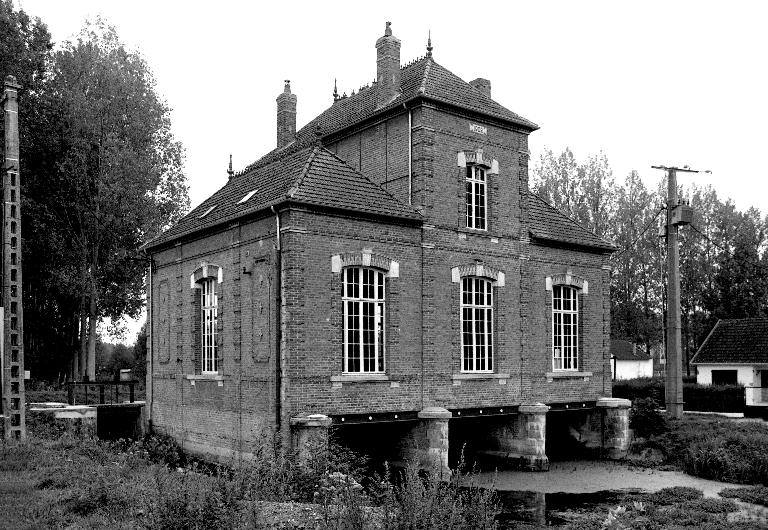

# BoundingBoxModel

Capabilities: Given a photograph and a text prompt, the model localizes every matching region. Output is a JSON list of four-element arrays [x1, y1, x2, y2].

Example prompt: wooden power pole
[[1, 75, 26, 442], [652, 164, 707, 419]]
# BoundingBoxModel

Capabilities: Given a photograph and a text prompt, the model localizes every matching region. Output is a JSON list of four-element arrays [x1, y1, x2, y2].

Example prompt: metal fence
[[64, 381, 138, 405]]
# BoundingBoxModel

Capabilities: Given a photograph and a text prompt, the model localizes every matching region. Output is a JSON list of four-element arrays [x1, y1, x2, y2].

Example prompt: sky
[[14, 0, 768, 341]]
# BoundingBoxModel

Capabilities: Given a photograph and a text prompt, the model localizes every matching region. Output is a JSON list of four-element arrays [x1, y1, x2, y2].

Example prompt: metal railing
[[65, 381, 138, 406]]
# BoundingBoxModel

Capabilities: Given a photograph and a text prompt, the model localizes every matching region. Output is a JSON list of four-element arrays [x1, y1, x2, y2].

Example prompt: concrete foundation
[[28, 404, 97, 438], [596, 397, 631, 459], [400, 407, 452, 477], [479, 403, 550, 471], [290, 413, 333, 467], [27, 402, 148, 440]]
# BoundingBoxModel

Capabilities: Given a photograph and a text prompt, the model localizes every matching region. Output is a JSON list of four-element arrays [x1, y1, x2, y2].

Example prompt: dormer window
[[465, 166, 486, 230]]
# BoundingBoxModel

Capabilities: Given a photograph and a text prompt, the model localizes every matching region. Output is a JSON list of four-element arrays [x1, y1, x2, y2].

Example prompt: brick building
[[145, 23, 630, 472]]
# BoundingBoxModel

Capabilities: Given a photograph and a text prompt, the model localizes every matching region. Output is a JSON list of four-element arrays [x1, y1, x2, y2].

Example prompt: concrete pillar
[[290, 413, 332, 467], [480, 403, 550, 471], [596, 397, 631, 459], [516, 403, 550, 470], [400, 407, 451, 477]]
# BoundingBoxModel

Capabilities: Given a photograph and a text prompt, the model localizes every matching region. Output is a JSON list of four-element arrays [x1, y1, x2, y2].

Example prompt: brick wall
[[149, 215, 279, 459], [149, 98, 613, 458]]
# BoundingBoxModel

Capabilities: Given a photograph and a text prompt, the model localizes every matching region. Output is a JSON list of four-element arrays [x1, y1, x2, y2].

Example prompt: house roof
[[527, 193, 617, 252], [611, 339, 651, 361], [147, 53, 614, 253], [146, 145, 421, 249], [240, 57, 538, 175], [691, 318, 768, 365]]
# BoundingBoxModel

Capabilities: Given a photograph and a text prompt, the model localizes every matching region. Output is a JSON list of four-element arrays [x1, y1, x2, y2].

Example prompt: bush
[[644, 486, 703, 505], [720, 485, 768, 506], [613, 378, 745, 413], [630, 398, 668, 438], [685, 432, 768, 484]]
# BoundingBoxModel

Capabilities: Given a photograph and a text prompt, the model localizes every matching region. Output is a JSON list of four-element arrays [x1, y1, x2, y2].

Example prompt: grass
[[720, 485, 768, 507], [644, 415, 768, 485], [1, 419, 501, 529]]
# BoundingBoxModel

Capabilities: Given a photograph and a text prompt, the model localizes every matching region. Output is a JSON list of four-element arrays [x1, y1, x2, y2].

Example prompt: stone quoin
[[144, 23, 625, 471]]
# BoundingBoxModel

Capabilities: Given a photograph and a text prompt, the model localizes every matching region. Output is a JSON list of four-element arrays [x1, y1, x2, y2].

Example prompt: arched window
[[552, 285, 578, 371], [343, 267, 385, 373], [200, 277, 219, 374], [461, 276, 493, 372]]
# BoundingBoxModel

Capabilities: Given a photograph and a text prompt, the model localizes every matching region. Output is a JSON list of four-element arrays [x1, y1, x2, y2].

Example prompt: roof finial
[[228, 154, 234, 178], [333, 78, 339, 102], [284, 79, 291, 93], [384, 21, 392, 37], [426, 30, 433, 57]]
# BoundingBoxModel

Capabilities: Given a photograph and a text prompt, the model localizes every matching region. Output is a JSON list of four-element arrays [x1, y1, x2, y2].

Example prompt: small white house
[[611, 339, 653, 380], [691, 318, 768, 412]]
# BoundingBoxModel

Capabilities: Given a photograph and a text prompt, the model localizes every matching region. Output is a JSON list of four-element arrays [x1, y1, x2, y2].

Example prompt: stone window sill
[[185, 374, 224, 381], [452, 373, 510, 386], [185, 374, 225, 386], [331, 373, 394, 389], [331, 374, 390, 383], [453, 373, 509, 380], [545, 371, 592, 382]]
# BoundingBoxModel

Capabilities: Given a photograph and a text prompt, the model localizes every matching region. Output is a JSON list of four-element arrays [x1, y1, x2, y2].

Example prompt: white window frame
[[465, 165, 487, 230], [461, 276, 494, 373], [552, 285, 579, 371], [342, 267, 385, 374], [200, 277, 218, 374]]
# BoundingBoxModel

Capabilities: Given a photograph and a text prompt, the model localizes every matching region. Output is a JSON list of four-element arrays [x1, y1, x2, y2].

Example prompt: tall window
[[461, 277, 493, 372], [465, 166, 487, 230], [343, 267, 385, 373], [552, 285, 578, 370], [200, 278, 218, 373]]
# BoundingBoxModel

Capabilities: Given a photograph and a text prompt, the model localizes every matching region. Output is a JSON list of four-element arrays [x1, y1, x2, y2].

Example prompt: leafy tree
[[42, 20, 189, 379], [133, 321, 147, 383], [4, 9, 189, 381]]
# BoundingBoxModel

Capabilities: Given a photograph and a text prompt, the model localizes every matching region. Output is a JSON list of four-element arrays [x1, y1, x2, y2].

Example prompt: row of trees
[[3, 2, 189, 381], [532, 148, 768, 371]]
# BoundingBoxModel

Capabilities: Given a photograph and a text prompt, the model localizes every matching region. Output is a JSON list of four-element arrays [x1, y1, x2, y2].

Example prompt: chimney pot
[[375, 22, 401, 108], [276, 80, 297, 149]]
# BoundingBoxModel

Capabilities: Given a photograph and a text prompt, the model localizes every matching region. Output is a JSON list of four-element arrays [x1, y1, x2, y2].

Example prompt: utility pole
[[2, 75, 26, 442], [652, 164, 707, 419]]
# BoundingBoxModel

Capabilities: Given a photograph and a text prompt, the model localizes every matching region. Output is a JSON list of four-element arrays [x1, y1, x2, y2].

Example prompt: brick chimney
[[375, 22, 401, 107], [276, 80, 297, 149], [470, 78, 491, 98]]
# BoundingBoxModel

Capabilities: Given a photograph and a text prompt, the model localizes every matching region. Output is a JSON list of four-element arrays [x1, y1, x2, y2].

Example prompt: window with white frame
[[343, 267, 385, 373], [552, 285, 578, 370], [465, 165, 487, 230], [200, 277, 218, 373], [461, 276, 493, 372]]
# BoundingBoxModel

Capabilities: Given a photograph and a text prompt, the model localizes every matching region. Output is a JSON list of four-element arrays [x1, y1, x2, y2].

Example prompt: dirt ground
[[472, 459, 737, 497]]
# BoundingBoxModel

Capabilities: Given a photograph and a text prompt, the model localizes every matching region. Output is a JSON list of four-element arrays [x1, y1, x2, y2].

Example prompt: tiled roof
[[146, 145, 420, 249], [611, 339, 651, 361], [527, 193, 617, 252], [240, 57, 538, 175], [691, 318, 768, 365]]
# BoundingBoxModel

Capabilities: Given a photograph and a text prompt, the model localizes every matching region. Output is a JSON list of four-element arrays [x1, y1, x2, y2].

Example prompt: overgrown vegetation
[[720, 485, 768, 507], [629, 397, 668, 438], [0, 418, 501, 529], [636, 415, 768, 485]]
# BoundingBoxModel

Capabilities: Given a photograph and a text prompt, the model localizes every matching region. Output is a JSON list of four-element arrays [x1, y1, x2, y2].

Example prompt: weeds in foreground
[[720, 485, 768, 507]]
